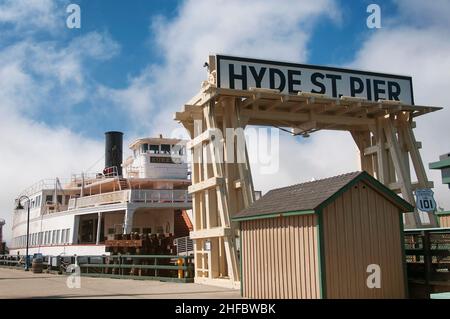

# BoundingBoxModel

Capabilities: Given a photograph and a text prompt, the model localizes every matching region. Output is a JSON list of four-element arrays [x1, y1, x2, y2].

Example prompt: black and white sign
[[216, 55, 414, 104], [415, 188, 436, 212]]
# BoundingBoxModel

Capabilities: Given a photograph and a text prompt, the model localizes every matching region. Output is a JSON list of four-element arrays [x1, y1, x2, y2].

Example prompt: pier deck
[[0, 268, 240, 299]]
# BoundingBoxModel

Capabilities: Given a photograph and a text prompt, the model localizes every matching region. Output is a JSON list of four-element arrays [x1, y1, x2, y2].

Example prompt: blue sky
[[2, 0, 400, 137], [1, 0, 450, 240]]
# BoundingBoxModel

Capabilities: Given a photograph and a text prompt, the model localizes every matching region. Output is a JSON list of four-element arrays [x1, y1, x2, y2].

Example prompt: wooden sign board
[[216, 55, 414, 104]]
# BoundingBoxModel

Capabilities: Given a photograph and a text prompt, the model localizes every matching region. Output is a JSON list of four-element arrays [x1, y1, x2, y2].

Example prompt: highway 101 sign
[[415, 188, 437, 212]]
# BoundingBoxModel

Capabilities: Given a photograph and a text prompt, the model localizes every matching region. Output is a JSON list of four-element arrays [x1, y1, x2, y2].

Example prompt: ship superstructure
[[10, 132, 192, 256]]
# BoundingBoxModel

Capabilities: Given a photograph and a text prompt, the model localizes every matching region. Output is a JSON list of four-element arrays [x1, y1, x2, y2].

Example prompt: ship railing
[[68, 190, 128, 210], [129, 189, 191, 204], [67, 189, 192, 210], [18, 178, 72, 197]]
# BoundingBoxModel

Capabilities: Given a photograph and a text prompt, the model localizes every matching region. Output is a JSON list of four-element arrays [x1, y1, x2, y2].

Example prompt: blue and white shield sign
[[415, 188, 436, 212]]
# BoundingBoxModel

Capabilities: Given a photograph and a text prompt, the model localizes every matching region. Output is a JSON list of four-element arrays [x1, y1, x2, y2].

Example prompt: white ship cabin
[[10, 133, 193, 256]]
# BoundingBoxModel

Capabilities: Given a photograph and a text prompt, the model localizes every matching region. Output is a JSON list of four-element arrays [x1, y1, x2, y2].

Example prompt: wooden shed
[[233, 171, 413, 299]]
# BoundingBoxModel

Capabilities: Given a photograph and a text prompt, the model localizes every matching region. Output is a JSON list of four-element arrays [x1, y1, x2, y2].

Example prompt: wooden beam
[[383, 117, 415, 204], [266, 95, 290, 111], [188, 177, 224, 194], [190, 227, 232, 239], [389, 181, 434, 193], [241, 109, 375, 126], [186, 129, 213, 149]]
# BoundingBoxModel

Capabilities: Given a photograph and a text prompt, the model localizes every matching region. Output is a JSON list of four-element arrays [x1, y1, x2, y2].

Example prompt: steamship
[[9, 132, 193, 256]]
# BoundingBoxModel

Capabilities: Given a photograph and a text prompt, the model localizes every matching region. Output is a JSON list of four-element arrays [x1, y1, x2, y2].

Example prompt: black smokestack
[[105, 131, 123, 176]]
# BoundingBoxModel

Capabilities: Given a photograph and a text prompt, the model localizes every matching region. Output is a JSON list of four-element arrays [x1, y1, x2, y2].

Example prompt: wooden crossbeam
[[187, 129, 213, 149], [389, 181, 434, 193], [190, 227, 232, 239], [188, 177, 224, 194], [266, 95, 290, 111]]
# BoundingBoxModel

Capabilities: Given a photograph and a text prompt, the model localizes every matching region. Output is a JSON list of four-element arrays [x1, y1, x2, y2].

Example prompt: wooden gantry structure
[[174, 55, 442, 289]]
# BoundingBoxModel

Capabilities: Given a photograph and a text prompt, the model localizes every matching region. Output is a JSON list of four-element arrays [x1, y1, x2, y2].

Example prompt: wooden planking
[[322, 181, 406, 299], [241, 215, 320, 299]]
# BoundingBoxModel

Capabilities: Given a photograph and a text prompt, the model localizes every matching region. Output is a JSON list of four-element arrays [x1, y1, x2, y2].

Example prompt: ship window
[[57, 195, 63, 204], [108, 228, 115, 235], [141, 143, 149, 154], [149, 144, 159, 154], [61, 230, 66, 244], [143, 228, 151, 235], [46, 195, 53, 204], [132, 227, 140, 233], [65, 195, 70, 205], [161, 144, 171, 154], [65, 229, 70, 244], [52, 231, 56, 244], [56, 230, 61, 244]]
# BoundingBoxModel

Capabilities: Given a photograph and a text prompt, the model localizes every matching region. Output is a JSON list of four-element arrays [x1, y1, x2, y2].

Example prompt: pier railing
[[0, 255, 23, 268], [77, 254, 194, 282], [0, 254, 194, 282], [404, 228, 450, 298]]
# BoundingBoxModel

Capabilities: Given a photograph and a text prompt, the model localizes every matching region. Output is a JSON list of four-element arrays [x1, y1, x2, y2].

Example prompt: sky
[[1, 0, 449, 242]]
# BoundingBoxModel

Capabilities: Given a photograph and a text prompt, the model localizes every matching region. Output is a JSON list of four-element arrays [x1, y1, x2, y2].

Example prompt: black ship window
[[141, 143, 149, 154], [161, 144, 171, 154], [46, 195, 53, 204], [143, 227, 151, 234], [149, 144, 159, 154], [57, 195, 63, 204]]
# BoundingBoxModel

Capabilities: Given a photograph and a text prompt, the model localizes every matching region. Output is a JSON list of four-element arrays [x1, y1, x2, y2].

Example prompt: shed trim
[[317, 208, 327, 299], [436, 210, 450, 216], [239, 231, 243, 297], [232, 209, 315, 222]]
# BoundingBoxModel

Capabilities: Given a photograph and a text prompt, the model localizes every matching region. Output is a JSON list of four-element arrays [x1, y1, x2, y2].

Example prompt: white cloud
[[0, 0, 67, 36], [393, 0, 450, 28], [350, 0, 450, 209], [103, 0, 341, 133], [101, 0, 350, 203], [0, 2, 120, 242], [0, 113, 103, 243], [100, 0, 352, 201]]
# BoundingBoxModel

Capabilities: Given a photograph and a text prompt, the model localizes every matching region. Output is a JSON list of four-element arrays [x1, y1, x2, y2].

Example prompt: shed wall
[[241, 215, 320, 299], [322, 181, 406, 298], [439, 215, 450, 228]]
